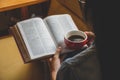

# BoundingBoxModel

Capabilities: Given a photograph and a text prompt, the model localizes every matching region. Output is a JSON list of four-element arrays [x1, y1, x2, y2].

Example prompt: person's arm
[[48, 31, 95, 80], [48, 47, 62, 80]]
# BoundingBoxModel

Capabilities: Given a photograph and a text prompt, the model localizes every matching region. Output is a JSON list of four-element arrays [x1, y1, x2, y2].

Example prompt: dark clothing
[[57, 44, 102, 80], [88, 1, 120, 80], [78, 0, 120, 80]]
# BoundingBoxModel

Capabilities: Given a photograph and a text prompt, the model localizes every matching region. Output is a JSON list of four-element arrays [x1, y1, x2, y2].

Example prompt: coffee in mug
[[64, 30, 88, 50]]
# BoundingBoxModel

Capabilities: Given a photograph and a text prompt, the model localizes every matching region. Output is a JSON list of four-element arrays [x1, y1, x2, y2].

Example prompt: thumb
[[54, 47, 62, 58]]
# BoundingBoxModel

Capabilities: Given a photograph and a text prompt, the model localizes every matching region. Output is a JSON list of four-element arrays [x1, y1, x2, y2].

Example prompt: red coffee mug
[[64, 30, 88, 50]]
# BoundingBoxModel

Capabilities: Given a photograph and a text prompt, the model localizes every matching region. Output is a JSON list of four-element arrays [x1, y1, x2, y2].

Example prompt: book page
[[17, 18, 57, 59], [44, 14, 79, 53]]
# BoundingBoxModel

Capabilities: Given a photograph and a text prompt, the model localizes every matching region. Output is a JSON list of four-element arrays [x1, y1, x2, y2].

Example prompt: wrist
[[51, 71, 57, 80]]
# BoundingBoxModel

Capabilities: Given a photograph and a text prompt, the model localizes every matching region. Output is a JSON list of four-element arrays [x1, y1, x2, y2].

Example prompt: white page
[[44, 14, 79, 53], [17, 18, 57, 59]]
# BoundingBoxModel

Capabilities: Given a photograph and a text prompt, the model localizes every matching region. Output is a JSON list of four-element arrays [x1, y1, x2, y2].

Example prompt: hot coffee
[[64, 30, 88, 49], [68, 35, 85, 42]]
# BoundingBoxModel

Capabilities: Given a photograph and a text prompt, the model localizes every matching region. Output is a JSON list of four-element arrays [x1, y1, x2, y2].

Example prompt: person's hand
[[48, 47, 62, 80], [84, 31, 95, 46]]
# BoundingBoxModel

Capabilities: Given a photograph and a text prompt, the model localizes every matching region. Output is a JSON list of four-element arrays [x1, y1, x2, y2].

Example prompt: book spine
[[9, 26, 31, 63]]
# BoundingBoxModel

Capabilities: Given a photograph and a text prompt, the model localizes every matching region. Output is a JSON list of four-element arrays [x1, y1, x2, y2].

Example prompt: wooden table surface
[[0, 35, 46, 80], [0, 0, 47, 12]]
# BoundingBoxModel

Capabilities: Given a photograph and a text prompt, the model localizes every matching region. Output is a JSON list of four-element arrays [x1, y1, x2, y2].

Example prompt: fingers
[[84, 31, 95, 46], [49, 57, 52, 62], [84, 31, 95, 38], [48, 46, 62, 62], [54, 47, 62, 58], [48, 47, 62, 72]]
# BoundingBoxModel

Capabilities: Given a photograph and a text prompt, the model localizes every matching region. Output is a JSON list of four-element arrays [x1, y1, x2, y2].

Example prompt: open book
[[10, 14, 79, 63]]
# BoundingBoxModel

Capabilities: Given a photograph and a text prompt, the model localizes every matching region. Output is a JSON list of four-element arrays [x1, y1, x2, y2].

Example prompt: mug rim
[[64, 30, 88, 43]]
